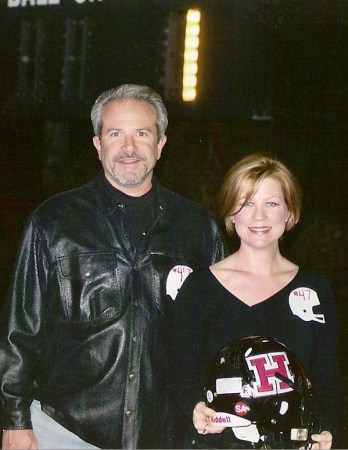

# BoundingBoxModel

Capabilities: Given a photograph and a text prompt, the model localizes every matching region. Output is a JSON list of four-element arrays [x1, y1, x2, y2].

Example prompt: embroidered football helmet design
[[289, 288, 325, 323], [166, 265, 192, 300], [205, 336, 321, 448]]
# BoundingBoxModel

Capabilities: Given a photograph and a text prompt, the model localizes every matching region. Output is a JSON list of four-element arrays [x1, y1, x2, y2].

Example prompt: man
[[0, 84, 227, 449]]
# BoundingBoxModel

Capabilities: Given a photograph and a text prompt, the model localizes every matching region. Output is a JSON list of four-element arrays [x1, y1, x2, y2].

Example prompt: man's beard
[[111, 154, 149, 188], [112, 170, 148, 187]]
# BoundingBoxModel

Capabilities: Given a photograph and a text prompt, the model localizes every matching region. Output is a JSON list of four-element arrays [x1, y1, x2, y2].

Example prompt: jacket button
[[129, 373, 135, 381], [132, 336, 137, 343]]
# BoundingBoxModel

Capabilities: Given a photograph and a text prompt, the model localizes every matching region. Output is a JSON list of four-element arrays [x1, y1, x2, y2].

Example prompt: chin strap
[[232, 423, 260, 444]]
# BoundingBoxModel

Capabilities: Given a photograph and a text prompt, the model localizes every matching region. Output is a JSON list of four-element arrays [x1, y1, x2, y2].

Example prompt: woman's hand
[[192, 401, 225, 435], [309, 430, 332, 449], [2, 429, 39, 449]]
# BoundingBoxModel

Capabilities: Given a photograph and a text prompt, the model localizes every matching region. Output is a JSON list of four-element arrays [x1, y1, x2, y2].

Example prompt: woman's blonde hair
[[219, 153, 302, 235]]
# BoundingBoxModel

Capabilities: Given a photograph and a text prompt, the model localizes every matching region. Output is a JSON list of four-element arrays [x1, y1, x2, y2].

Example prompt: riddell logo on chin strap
[[246, 351, 294, 397]]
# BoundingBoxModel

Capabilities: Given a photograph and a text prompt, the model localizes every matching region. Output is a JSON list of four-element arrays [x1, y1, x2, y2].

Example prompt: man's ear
[[93, 136, 102, 160], [156, 135, 167, 160]]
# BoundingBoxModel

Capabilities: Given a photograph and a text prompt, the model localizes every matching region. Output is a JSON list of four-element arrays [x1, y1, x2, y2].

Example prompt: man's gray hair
[[91, 84, 168, 140]]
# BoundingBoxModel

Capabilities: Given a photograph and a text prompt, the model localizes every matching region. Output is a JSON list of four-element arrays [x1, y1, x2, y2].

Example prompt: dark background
[[0, 0, 347, 445]]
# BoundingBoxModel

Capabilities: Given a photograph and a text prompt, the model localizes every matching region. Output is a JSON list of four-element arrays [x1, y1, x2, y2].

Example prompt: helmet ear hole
[[204, 336, 322, 448]]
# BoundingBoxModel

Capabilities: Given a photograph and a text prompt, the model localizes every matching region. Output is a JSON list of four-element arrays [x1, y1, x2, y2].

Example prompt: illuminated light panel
[[183, 62, 198, 75], [182, 9, 200, 102]]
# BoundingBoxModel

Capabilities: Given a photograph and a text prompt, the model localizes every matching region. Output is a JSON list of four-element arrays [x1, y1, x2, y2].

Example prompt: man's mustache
[[114, 152, 146, 161]]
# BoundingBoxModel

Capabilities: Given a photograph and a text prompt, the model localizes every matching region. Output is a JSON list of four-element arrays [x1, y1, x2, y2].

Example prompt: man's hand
[[2, 429, 39, 449]]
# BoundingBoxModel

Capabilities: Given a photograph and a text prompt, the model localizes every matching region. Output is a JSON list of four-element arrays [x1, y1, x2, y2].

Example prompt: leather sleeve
[[0, 217, 49, 429]]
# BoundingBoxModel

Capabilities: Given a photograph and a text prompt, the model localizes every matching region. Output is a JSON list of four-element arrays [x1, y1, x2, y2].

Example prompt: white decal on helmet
[[246, 352, 294, 397], [289, 288, 325, 323], [211, 412, 251, 428], [206, 390, 214, 403], [166, 265, 193, 300], [216, 377, 243, 395]]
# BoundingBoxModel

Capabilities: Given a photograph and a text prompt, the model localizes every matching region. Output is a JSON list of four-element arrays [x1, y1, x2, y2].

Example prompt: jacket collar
[[92, 171, 166, 217]]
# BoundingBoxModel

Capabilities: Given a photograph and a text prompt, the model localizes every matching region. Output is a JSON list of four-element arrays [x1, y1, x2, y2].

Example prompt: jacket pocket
[[57, 252, 122, 321]]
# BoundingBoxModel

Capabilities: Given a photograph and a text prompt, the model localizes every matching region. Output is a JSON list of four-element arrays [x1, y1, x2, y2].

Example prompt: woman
[[171, 154, 342, 449]]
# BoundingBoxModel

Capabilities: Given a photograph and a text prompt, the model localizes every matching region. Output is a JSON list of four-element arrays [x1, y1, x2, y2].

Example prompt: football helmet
[[205, 336, 321, 449]]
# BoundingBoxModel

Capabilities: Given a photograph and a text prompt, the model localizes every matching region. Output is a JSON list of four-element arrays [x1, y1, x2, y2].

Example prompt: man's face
[[93, 99, 167, 196]]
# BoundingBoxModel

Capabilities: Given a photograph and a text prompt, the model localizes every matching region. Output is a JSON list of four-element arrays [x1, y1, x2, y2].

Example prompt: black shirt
[[102, 174, 155, 248]]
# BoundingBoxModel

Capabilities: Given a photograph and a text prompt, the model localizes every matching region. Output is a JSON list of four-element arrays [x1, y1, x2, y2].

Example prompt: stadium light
[[182, 9, 200, 102]]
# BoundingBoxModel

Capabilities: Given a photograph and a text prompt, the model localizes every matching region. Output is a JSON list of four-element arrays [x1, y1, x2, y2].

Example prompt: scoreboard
[[0, 0, 272, 122]]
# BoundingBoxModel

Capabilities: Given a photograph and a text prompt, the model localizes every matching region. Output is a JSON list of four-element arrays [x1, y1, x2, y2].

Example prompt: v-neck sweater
[[171, 266, 342, 444]]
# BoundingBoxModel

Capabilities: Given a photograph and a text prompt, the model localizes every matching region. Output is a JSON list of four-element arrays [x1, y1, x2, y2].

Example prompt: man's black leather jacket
[[0, 173, 227, 449]]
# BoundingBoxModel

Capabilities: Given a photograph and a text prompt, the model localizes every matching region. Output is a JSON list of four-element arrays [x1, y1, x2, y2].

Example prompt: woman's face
[[233, 177, 290, 250]]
